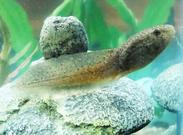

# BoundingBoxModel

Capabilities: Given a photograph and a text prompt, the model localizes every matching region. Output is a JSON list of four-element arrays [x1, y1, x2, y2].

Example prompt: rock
[[152, 63, 183, 112], [39, 16, 88, 59], [1, 100, 58, 135], [0, 99, 116, 135], [0, 78, 154, 135], [61, 78, 154, 134], [152, 63, 183, 135], [136, 77, 177, 125]]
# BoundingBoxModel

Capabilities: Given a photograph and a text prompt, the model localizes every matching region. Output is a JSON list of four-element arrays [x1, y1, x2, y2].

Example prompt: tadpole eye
[[153, 29, 161, 36]]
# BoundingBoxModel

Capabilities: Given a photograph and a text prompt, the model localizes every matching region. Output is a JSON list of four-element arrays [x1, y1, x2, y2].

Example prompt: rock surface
[[62, 78, 154, 134], [152, 63, 183, 112], [0, 77, 154, 135], [39, 16, 88, 59]]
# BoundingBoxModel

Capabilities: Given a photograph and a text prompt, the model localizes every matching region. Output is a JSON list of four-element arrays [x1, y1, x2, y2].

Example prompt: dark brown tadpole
[[14, 25, 175, 89], [117, 25, 175, 72]]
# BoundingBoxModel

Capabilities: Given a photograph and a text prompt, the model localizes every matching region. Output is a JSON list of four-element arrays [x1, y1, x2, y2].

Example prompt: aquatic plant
[[52, 0, 175, 49], [0, 0, 175, 86], [52, 0, 177, 80], [0, 0, 41, 86]]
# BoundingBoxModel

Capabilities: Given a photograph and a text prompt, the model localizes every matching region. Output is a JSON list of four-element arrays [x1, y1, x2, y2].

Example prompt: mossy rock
[[0, 77, 154, 135]]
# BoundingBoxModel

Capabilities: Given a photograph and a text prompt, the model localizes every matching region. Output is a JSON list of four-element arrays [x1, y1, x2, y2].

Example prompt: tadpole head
[[118, 25, 175, 72]]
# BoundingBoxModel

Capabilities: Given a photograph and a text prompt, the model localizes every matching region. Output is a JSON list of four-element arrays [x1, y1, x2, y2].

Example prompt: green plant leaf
[[52, 0, 74, 16], [8, 42, 33, 65], [0, 59, 9, 86], [52, 0, 113, 50], [72, 0, 82, 18], [0, 0, 41, 82], [0, 0, 38, 56], [0, 17, 10, 61], [108, 26, 126, 48], [7, 46, 38, 81], [137, 0, 175, 31], [84, 0, 112, 50], [106, 0, 137, 28], [154, 104, 165, 118]]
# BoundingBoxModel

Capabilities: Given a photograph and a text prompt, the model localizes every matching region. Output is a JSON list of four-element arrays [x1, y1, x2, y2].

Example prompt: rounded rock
[[62, 77, 154, 134], [39, 16, 88, 59], [152, 63, 183, 112]]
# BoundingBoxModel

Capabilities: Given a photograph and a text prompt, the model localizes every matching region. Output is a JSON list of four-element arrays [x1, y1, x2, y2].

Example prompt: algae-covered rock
[[0, 99, 115, 135], [0, 85, 30, 124], [0, 78, 154, 135], [0, 86, 60, 135], [1, 100, 58, 135]]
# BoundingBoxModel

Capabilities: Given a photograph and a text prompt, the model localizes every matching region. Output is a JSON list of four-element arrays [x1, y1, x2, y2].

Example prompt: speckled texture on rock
[[62, 77, 154, 134], [1, 100, 58, 135], [152, 63, 183, 112], [40, 16, 88, 59], [56, 119, 114, 135], [0, 78, 154, 135], [0, 98, 118, 135]]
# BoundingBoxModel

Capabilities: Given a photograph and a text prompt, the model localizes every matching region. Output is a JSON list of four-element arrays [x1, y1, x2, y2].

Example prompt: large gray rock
[[0, 98, 115, 135], [61, 78, 154, 134], [1, 100, 58, 135], [0, 77, 154, 135]]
